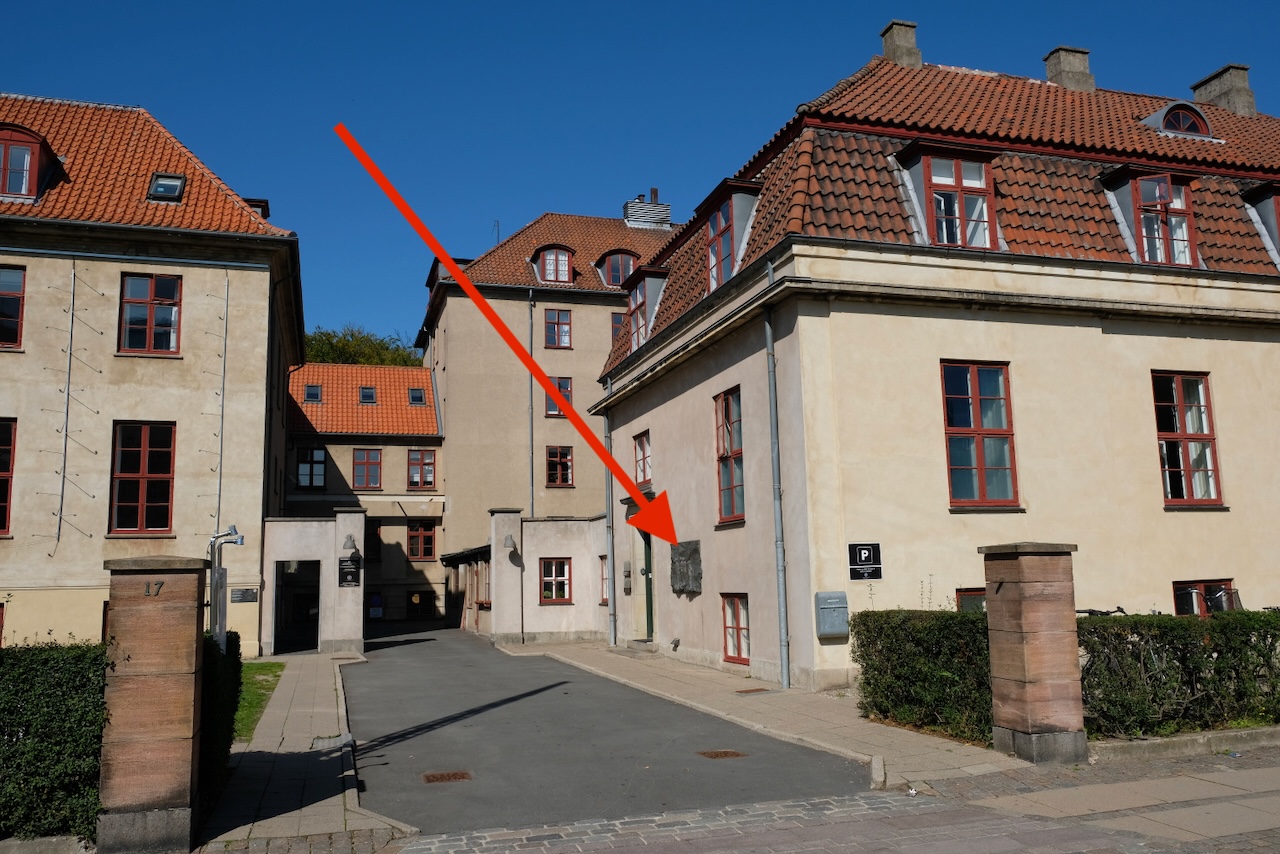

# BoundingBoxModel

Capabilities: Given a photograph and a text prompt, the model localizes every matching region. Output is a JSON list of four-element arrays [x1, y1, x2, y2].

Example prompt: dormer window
[[147, 173, 186, 202], [304, 384, 322, 403], [359, 386, 376, 404], [539, 248, 572, 284], [708, 201, 733, 292], [1134, 175, 1195, 266], [0, 127, 41, 198], [925, 156, 994, 249], [408, 387, 426, 406], [603, 252, 636, 286], [628, 283, 647, 353], [1163, 107, 1209, 137]]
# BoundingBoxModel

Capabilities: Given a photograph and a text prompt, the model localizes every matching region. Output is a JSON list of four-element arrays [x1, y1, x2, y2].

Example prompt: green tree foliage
[[305, 324, 421, 366]]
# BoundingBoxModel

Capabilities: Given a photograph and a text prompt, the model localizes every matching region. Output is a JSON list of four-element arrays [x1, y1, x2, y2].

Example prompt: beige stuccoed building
[[590, 23, 1280, 690], [0, 94, 303, 652], [416, 205, 671, 637]]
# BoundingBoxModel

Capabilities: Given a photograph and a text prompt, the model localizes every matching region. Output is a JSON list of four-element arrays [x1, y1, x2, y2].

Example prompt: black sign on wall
[[848, 543, 883, 580], [338, 557, 362, 588]]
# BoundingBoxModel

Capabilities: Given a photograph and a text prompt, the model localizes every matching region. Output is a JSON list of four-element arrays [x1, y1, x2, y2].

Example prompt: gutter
[[763, 261, 791, 689]]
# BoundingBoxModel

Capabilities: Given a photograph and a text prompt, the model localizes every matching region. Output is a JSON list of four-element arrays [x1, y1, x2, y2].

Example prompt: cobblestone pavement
[[195, 827, 401, 853]]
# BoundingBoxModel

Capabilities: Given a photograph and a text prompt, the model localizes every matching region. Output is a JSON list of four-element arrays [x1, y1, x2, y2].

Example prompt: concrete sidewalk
[[195, 653, 413, 853], [516, 641, 1030, 789]]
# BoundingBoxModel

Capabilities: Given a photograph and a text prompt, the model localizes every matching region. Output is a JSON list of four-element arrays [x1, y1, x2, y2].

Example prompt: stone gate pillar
[[980, 542, 1087, 763], [98, 555, 208, 854]]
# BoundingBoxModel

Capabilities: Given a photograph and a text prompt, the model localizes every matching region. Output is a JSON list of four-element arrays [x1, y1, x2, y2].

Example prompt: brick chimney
[[881, 20, 921, 69], [1192, 64, 1256, 117], [1044, 47, 1094, 92]]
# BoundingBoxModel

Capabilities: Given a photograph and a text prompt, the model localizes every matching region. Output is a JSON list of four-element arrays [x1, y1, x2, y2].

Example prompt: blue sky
[[13, 1, 1280, 340]]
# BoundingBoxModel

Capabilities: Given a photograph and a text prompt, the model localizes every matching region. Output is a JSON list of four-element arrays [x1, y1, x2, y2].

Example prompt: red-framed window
[[408, 449, 435, 490], [708, 200, 733, 292], [599, 554, 608, 606], [1153, 372, 1221, 505], [1163, 107, 1209, 136], [941, 362, 1018, 506], [539, 248, 572, 284], [546, 377, 572, 417], [925, 156, 994, 249], [407, 520, 435, 560], [0, 128, 39, 198], [956, 588, 987, 613], [634, 431, 651, 487], [1173, 580, 1241, 616], [0, 419, 13, 534], [296, 448, 326, 489], [627, 284, 647, 352], [540, 557, 571, 604], [611, 312, 624, 342], [1134, 175, 1195, 266], [715, 388, 744, 521], [119, 273, 181, 354], [722, 594, 749, 663], [546, 446, 573, 487], [353, 448, 382, 489], [0, 267, 24, 348], [605, 252, 636, 286], [110, 422, 175, 533], [545, 309, 571, 349]]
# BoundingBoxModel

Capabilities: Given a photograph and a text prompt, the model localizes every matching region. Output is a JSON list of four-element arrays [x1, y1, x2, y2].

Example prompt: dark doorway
[[274, 560, 320, 653]]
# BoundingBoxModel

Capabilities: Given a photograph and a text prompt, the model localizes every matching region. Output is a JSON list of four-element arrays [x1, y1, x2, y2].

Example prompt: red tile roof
[[456, 213, 672, 292], [601, 58, 1280, 377], [288, 364, 438, 436], [795, 57, 1280, 175], [0, 93, 289, 236]]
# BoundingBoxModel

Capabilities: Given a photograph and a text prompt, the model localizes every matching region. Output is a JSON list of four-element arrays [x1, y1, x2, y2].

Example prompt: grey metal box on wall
[[815, 591, 849, 639]]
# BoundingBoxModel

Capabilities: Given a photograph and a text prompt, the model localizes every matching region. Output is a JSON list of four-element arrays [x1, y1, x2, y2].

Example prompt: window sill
[[0, 534, 12, 540], [949, 505, 1026, 514], [409, 558, 438, 563], [715, 518, 746, 530], [539, 600, 573, 606], [115, 352, 183, 359], [406, 488, 438, 493], [477, 601, 492, 611], [723, 657, 749, 666], [0, 347, 23, 353], [1164, 504, 1230, 512], [546, 484, 575, 489], [545, 414, 567, 418], [544, 346, 574, 351], [105, 532, 177, 539], [353, 488, 383, 492]]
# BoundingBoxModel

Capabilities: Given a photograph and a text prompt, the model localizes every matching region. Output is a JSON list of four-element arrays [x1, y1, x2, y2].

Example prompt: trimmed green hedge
[[848, 610, 992, 743], [0, 641, 110, 840], [199, 631, 243, 813], [851, 610, 1280, 744], [1079, 611, 1280, 737]]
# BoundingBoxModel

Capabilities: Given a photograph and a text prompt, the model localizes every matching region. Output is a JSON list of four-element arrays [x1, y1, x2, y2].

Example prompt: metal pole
[[764, 281, 791, 688], [603, 380, 617, 646]]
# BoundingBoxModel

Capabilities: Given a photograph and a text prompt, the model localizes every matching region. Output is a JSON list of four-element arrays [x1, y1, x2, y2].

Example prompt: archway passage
[[274, 560, 320, 653]]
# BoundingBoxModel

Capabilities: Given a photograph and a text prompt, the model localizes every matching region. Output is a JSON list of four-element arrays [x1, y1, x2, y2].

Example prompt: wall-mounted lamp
[[342, 534, 358, 551], [503, 534, 517, 550]]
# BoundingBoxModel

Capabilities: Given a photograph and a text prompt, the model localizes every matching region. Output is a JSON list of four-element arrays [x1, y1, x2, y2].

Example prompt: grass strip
[[234, 661, 285, 742]]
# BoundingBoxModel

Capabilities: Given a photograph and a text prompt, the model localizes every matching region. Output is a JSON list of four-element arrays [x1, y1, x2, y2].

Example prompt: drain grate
[[736, 688, 770, 694], [422, 770, 472, 783], [698, 750, 747, 759]]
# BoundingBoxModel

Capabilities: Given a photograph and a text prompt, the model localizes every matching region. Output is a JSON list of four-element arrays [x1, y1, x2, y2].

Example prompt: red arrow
[[335, 124, 678, 546]]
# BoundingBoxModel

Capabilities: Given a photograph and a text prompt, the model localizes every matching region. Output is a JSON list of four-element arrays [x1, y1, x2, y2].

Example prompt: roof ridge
[[137, 107, 291, 237], [0, 92, 143, 112]]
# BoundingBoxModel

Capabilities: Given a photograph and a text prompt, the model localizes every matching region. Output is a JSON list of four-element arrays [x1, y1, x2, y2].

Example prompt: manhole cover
[[736, 688, 770, 694], [698, 750, 747, 759], [422, 770, 472, 783]]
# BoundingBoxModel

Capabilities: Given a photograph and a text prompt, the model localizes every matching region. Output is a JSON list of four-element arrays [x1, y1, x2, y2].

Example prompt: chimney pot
[[650, 187, 659, 203], [1044, 47, 1095, 92], [880, 20, 921, 69], [1191, 64, 1256, 117]]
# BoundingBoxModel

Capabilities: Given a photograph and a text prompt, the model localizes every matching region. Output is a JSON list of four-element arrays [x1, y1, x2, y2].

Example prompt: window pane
[[144, 503, 169, 530], [985, 467, 1013, 500], [147, 449, 172, 474], [124, 277, 151, 300], [1154, 403, 1179, 433], [1189, 443, 1216, 499], [6, 146, 30, 194], [1181, 376, 1205, 405], [1152, 375, 1176, 404], [1160, 440, 1186, 499], [150, 425, 172, 448], [949, 467, 979, 500], [979, 398, 1007, 429], [1169, 216, 1190, 264], [146, 479, 170, 504], [114, 503, 139, 531], [1204, 584, 1230, 612], [1141, 176, 1170, 204], [946, 398, 972, 428], [153, 277, 179, 302], [117, 449, 142, 474], [942, 365, 971, 397], [1173, 586, 1197, 616], [1171, 185, 1186, 208], [983, 436, 1010, 468], [961, 161, 985, 188], [1141, 214, 1166, 263], [115, 479, 139, 505], [931, 158, 955, 184], [964, 195, 988, 247], [948, 436, 976, 467], [0, 269, 22, 292]]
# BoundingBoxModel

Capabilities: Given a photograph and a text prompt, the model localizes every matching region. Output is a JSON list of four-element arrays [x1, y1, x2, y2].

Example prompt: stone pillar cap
[[978, 542, 1077, 555], [104, 555, 210, 571]]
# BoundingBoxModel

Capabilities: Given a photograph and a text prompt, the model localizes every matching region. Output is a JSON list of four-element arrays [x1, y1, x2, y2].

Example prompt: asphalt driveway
[[343, 629, 869, 834]]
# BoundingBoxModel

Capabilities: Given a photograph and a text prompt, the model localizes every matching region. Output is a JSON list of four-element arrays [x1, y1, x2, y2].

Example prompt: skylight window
[[148, 173, 186, 202], [359, 386, 376, 404], [408, 387, 426, 406], [304, 384, 322, 403]]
